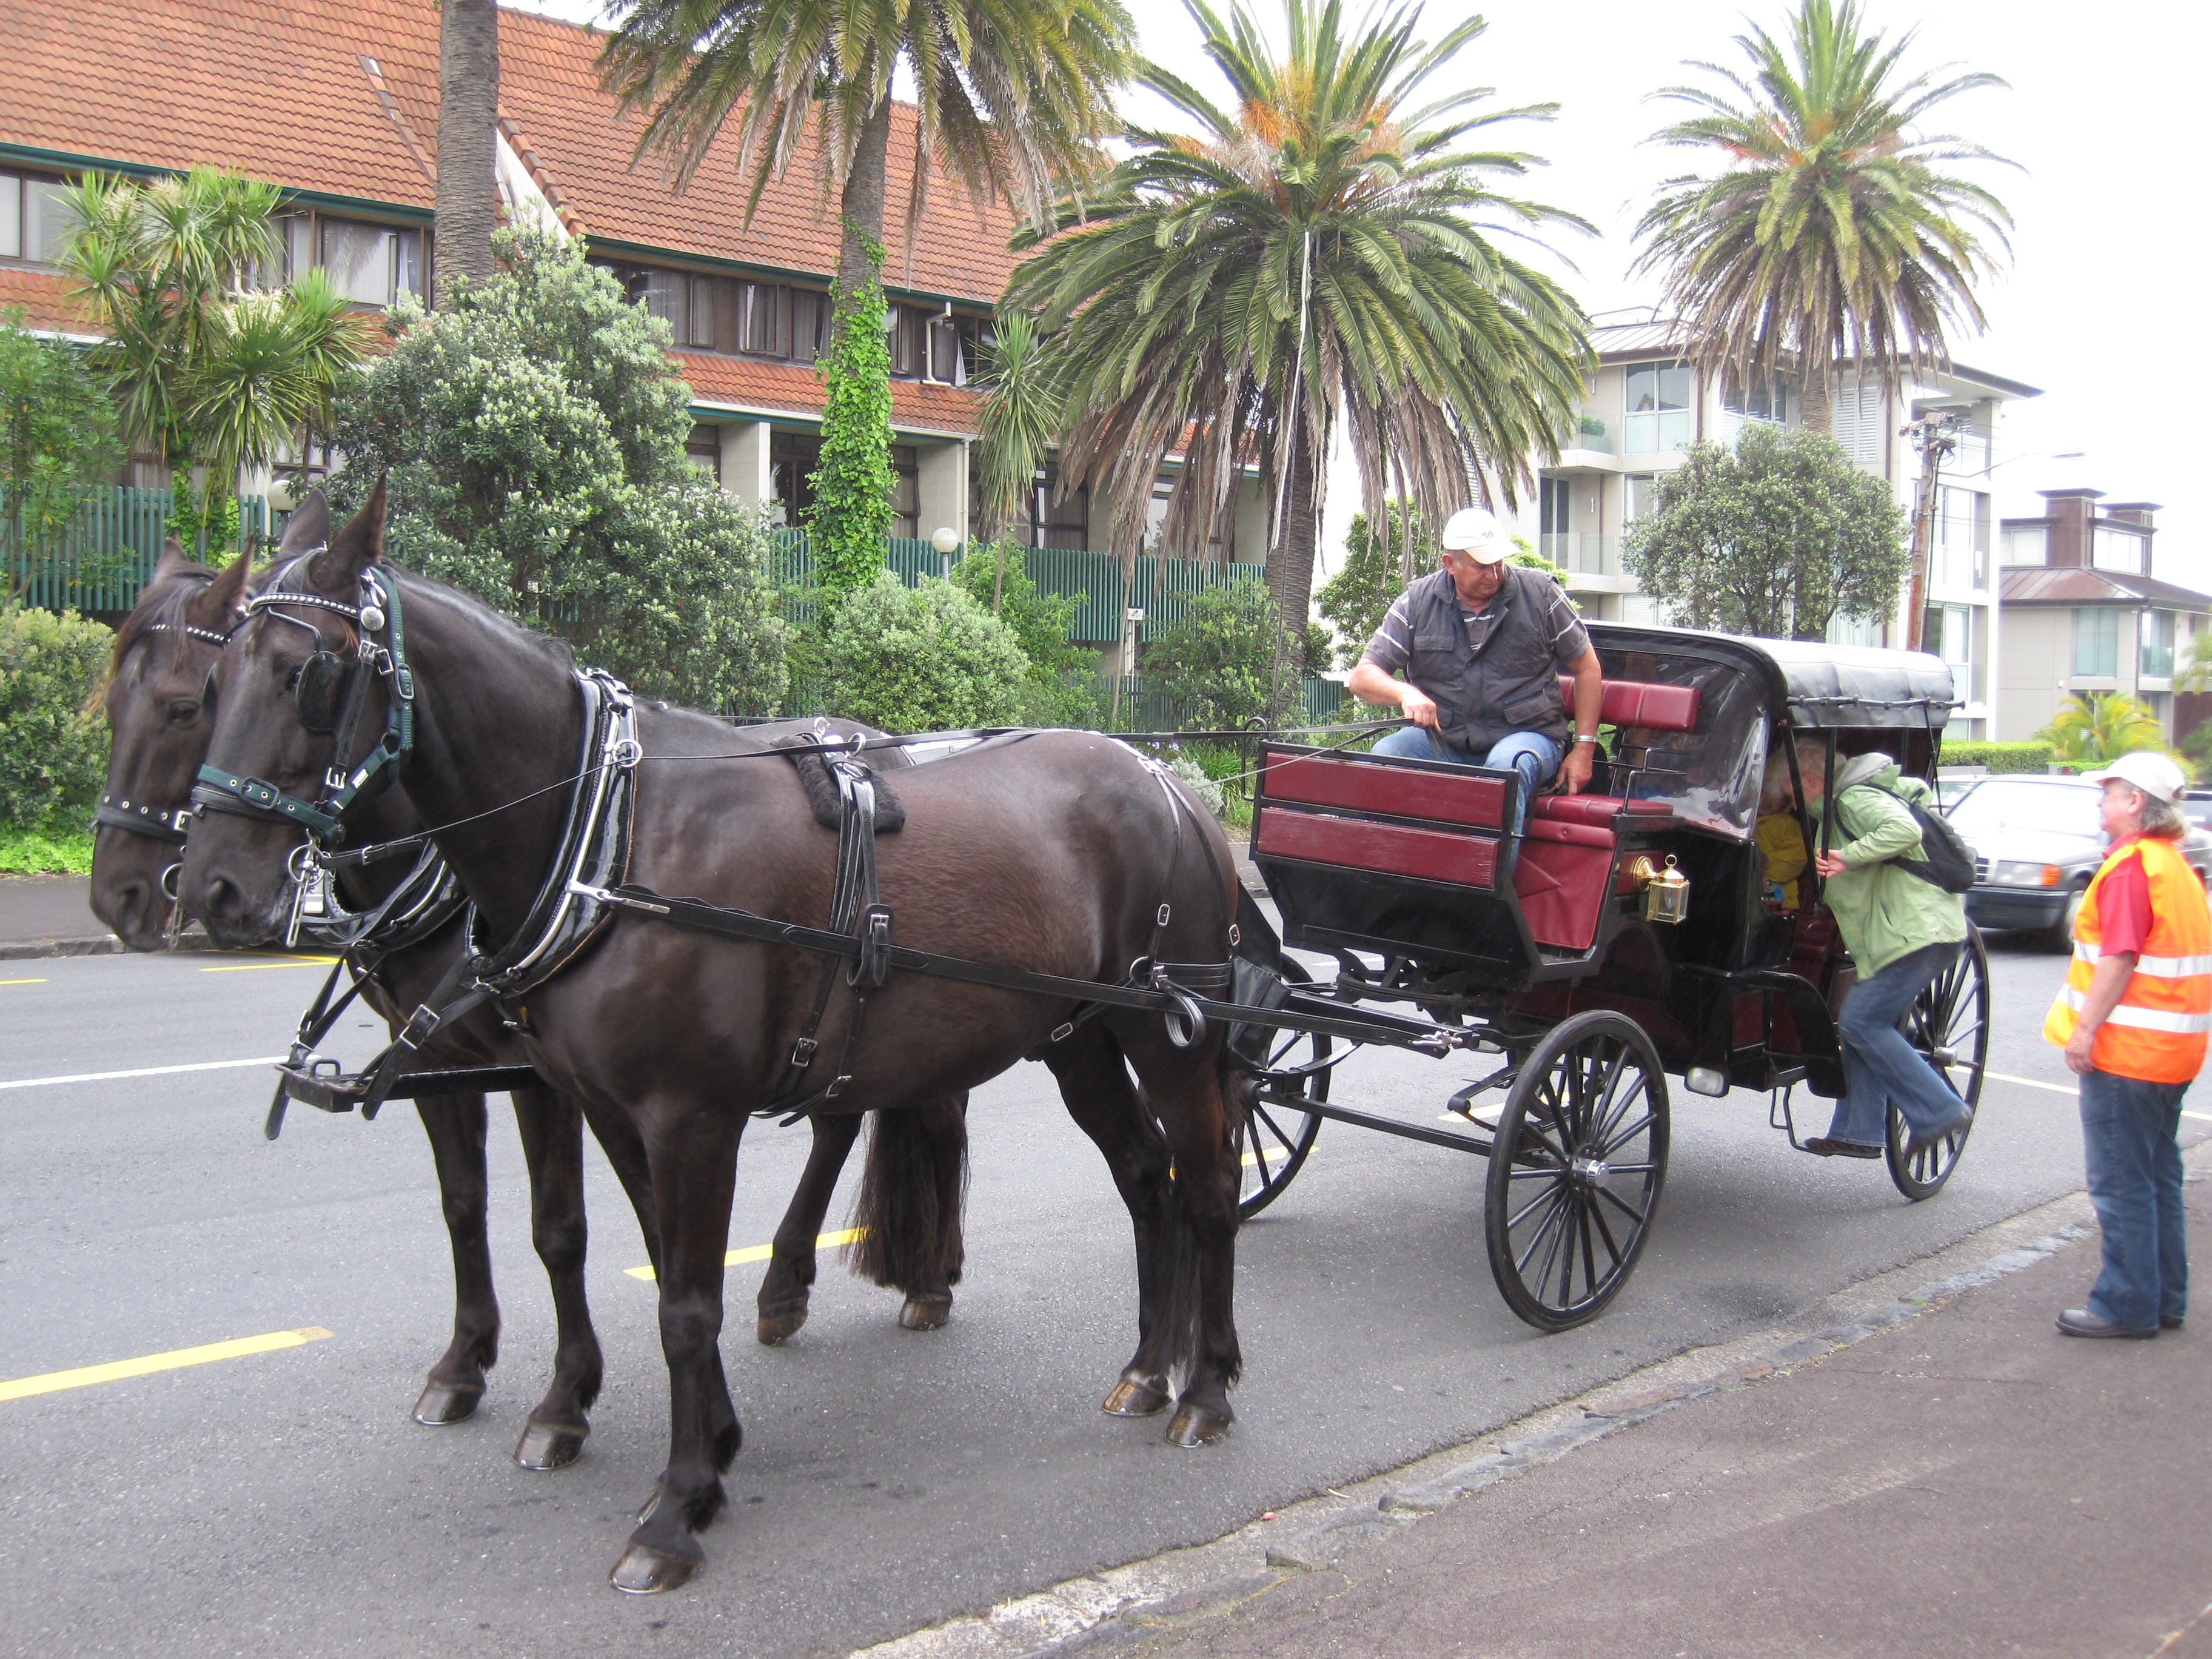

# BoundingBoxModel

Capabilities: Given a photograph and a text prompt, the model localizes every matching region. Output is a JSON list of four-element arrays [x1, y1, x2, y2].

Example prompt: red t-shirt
[[2094, 837, 2156, 957]]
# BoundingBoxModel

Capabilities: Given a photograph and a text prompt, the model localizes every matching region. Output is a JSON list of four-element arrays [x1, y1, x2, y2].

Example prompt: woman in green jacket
[[1794, 739, 1974, 1159]]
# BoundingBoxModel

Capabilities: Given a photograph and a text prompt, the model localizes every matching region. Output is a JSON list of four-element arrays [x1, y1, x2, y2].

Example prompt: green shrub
[[822, 572, 1030, 734], [0, 824, 94, 874], [1938, 739, 2054, 775], [1144, 581, 1275, 729], [0, 606, 110, 830], [947, 538, 1102, 726]]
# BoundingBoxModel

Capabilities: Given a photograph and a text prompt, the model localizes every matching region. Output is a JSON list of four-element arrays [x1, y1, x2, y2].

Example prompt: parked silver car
[[1942, 775, 2212, 946]]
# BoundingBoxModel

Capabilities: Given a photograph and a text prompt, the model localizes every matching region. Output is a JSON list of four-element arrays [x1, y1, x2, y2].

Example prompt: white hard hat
[[2083, 751, 2189, 805], [1439, 507, 1513, 565]]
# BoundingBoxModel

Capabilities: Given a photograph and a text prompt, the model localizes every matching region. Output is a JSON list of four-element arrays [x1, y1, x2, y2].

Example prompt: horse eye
[[167, 699, 203, 726]]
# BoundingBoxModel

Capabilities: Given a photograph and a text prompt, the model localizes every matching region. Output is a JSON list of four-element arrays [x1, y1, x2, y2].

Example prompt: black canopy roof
[[1586, 623, 1961, 731]]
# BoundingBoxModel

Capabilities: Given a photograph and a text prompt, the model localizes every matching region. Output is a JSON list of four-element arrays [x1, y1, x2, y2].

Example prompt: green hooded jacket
[[1812, 752, 1968, 977]]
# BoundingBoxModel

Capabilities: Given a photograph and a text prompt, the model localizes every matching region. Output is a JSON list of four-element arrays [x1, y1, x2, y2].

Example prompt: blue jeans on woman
[[1824, 940, 1974, 1148], [2079, 1068, 2190, 1331], [1370, 725, 1561, 837]]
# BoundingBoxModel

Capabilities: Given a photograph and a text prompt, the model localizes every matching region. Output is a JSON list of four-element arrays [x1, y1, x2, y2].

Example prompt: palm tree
[[59, 169, 374, 534], [971, 310, 1065, 610], [1002, 0, 1593, 698], [2039, 692, 2170, 767], [434, 0, 501, 307], [1632, 0, 2013, 437], [597, 0, 1134, 341]]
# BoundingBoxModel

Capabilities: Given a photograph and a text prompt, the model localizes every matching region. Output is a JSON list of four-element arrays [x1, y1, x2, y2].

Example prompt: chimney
[[2037, 488, 2104, 569]]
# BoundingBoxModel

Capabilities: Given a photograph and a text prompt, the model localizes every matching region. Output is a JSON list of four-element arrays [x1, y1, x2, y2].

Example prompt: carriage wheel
[[1239, 959, 1330, 1219], [1888, 926, 1989, 1201], [1484, 1010, 1669, 1332]]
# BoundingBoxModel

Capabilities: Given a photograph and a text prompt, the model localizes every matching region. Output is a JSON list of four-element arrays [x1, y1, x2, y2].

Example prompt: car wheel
[[2045, 880, 2088, 953]]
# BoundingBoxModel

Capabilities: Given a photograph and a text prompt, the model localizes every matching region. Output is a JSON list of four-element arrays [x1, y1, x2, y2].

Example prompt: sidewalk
[[1059, 1177, 2212, 1659], [0, 872, 230, 959]]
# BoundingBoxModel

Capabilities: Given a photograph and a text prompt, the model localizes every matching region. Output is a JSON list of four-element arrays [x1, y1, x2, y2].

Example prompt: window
[[1922, 602, 1972, 702], [888, 306, 924, 378], [1623, 473, 1658, 523], [2003, 524, 2048, 566], [736, 283, 782, 356], [1721, 370, 1793, 424], [1933, 486, 1988, 592], [1622, 361, 1692, 452], [2142, 609, 2177, 680], [2093, 525, 2146, 574], [2074, 608, 2120, 678], [769, 431, 822, 525], [318, 217, 423, 306], [0, 171, 73, 264], [1023, 464, 1089, 550], [686, 423, 723, 476], [787, 289, 826, 363], [637, 268, 715, 348], [272, 433, 337, 488], [888, 444, 919, 540], [1538, 476, 1572, 535]]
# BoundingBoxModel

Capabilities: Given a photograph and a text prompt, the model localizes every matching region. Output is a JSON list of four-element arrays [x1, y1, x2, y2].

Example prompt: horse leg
[[1041, 1025, 1178, 1418], [1131, 1045, 1244, 1448], [577, 1098, 665, 1275], [412, 1092, 498, 1426], [508, 1085, 600, 1472], [612, 1111, 746, 1595], [754, 1110, 864, 1344], [846, 1096, 971, 1332]]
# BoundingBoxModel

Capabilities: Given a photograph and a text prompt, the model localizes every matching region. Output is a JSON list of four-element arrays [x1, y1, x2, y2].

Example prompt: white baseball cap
[[2083, 751, 2189, 805], [1439, 507, 1513, 565]]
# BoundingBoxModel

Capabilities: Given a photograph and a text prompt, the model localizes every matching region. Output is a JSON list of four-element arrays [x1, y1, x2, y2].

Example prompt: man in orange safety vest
[[2043, 751, 2210, 1338]]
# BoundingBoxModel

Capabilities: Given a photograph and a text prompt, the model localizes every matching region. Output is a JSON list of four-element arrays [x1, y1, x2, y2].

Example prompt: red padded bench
[[1557, 675, 1701, 732], [1254, 749, 1511, 892]]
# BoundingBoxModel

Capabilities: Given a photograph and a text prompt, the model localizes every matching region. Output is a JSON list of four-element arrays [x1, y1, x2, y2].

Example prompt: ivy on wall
[[808, 231, 894, 606]]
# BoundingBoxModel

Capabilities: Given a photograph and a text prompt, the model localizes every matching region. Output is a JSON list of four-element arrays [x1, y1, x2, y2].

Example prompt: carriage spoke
[[1530, 1195, 1572, 1303], [1587, 1195, 1626, 1269], [1513, 1189, 1571, 1278], [1507, 1176, 1570, 1232], [1577, 1198, 1600, 1306], [1598, 1111, 1657, 1161], [1594, 1184, 1649, 1228]]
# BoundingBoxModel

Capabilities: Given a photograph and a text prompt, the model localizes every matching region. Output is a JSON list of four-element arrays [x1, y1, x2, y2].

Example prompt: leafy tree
[[0, 311, 119, 606], [1623, 421, 1903, 640], [58, 167, 372, 545], [1005, 0, 1594, 708], [1317, 503, 1424, 671], [945, 538, 1099, 725], [0, 605, 110, 829], [822, 571, 1029, 733], [1632, 0, 2013, 435], [808, 236, 894, 605], [2039, 692, 2172, 767], [598, 0, 1133, 358], [435, 0, 501, 306], [327, 227, 786, 714], [1144, 580, 1276, 730]]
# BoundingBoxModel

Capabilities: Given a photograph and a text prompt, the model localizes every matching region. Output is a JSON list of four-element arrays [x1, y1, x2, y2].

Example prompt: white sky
[[509, 0, 2208, 589]]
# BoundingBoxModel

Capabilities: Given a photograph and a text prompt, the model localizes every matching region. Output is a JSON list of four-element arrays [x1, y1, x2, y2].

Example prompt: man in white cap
[[2043, 750, 2210, 1338], [1346, 507, 1604, 833]]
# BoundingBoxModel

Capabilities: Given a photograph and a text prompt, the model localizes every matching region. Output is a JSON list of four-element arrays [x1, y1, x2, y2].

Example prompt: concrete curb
[[0, 931, 244, 961], [846, 1167, 2176, 1659]]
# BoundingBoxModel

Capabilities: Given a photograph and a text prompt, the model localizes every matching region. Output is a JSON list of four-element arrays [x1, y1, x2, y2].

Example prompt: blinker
[[293, 651, 348, 734]]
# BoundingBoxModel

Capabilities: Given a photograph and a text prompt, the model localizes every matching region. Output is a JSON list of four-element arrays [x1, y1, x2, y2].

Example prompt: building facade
[[1997, 490, 2208, 745], [1501, 313, 2040, 740]]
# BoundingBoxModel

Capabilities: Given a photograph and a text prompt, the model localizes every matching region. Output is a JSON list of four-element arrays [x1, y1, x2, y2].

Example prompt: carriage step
[[277, 1062, 545, 1111]]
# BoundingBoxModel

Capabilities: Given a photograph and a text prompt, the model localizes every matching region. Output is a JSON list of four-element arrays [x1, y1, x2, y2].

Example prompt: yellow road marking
[[626, 1228, 867, 1282], [1, 978, 47, 986], [0, 1327, 331, 1403], [199, 956, 341, 973]]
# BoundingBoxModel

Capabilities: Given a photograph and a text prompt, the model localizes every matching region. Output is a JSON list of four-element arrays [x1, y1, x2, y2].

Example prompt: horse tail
[[847, 1099, 969, 1293]]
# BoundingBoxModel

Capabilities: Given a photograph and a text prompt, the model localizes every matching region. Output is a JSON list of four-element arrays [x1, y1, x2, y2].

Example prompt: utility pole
[[1900, 409, 1962, 653]]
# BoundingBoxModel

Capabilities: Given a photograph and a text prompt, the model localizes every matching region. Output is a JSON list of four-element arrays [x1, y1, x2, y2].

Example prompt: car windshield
[[1946, 782, 2102, 839]]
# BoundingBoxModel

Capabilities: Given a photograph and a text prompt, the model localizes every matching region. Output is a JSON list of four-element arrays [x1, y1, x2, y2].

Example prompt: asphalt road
[[0, 929, 2189, 1658]]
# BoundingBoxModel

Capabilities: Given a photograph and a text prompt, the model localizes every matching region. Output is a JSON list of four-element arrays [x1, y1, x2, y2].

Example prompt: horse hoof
[[898, 1292, 953, 1331], [514, 1420, 589, 1471], [1165, 1403, 1233, 1447], [756, 1300, 809, 1346], [610, 1541, 699, 1595], [412, 1383, 483, 1426], [1102, 1373, 1172, 1417]]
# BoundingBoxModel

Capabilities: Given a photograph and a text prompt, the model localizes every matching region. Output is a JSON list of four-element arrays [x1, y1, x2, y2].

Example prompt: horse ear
[[186, 551, 253, 632], [152, 537, 194, 578], [309, 475, 386, 593], [275, 489, 330, 560]]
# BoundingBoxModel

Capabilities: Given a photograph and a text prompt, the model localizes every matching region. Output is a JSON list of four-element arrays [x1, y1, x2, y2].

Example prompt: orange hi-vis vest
[[2043, 834, 2212, 1084]]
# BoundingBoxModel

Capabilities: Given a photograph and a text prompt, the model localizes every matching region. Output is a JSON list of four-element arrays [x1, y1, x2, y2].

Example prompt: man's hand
[[2064, 1025, 2098, 1076], [1559, 742, 1593, 794], [1815, 851, 1849, 879], [1346, 661, 1437, 727], [1400, 685, 1439, 728]]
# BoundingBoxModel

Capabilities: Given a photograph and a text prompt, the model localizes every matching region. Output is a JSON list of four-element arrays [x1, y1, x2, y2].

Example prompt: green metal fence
[[5, 485, 270, 612]]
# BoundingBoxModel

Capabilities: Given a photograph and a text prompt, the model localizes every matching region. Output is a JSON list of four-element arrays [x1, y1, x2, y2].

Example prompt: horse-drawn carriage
[[1227, 622, 1987, 1330]]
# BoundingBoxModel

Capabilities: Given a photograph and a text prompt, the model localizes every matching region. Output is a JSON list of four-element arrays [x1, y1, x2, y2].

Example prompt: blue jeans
[[2079, 1068, 2190, 1330], [1370, 725, 1561, 836], [1825, 941, 1974, 1147]]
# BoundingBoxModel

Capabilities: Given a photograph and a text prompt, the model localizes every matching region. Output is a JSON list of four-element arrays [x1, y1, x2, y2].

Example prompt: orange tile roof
[[678, 349, 985, 435], [0, 0, 1025, 302], [0, 267, 85, 333]]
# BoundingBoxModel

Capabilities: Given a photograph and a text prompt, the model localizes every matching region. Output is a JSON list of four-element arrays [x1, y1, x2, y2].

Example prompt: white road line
[[1986, 1068, 2212, 1123], [0, 1056, 285, 1093]]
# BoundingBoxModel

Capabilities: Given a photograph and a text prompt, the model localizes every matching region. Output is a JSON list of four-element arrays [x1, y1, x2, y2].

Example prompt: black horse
[[180, 488, 1248, 1593], [97, 501, 968, 1473]]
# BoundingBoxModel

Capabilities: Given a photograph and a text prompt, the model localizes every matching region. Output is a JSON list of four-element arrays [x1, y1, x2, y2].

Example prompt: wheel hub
[[1570, 1153, 1610, 1186]]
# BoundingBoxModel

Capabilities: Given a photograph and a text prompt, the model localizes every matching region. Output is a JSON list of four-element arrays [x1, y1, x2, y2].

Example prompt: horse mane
[[107, 556, 221, 680]]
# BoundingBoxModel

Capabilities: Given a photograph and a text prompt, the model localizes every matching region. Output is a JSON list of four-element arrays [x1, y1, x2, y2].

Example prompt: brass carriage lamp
[[1624, 853, 1691, 923]]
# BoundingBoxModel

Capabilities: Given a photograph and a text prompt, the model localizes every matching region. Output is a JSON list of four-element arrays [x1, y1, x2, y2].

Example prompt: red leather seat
[[1557, 677, 1701, 732]]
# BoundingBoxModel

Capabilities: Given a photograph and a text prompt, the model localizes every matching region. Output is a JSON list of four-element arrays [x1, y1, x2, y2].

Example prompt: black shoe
[[2162, 1314, 2185, 1331], [1803, 1138, 1883, 1159], [2057, 1307, 2158, 1339], [1906, 1111, 1974, 1157]]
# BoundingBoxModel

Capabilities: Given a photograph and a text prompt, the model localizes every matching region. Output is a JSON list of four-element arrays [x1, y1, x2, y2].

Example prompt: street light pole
[[1901, 410, 1961, 654]]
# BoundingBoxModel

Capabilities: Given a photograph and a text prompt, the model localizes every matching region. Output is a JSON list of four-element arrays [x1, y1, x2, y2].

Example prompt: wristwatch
[[1572, 734, 1598, 745]]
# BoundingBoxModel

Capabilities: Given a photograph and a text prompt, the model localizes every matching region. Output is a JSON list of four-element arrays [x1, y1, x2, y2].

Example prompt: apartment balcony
[[2141, 645, 2176, 680], [1540, 532, 1640, 594]]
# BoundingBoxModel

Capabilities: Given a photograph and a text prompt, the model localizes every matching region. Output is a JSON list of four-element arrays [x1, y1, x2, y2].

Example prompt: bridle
[[93, 581, 232, 848], [192, 554, 416, 846]]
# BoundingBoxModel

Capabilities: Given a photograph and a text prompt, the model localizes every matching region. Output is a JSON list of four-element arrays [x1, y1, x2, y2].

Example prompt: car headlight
[[1986, 860, 2062, 888]]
